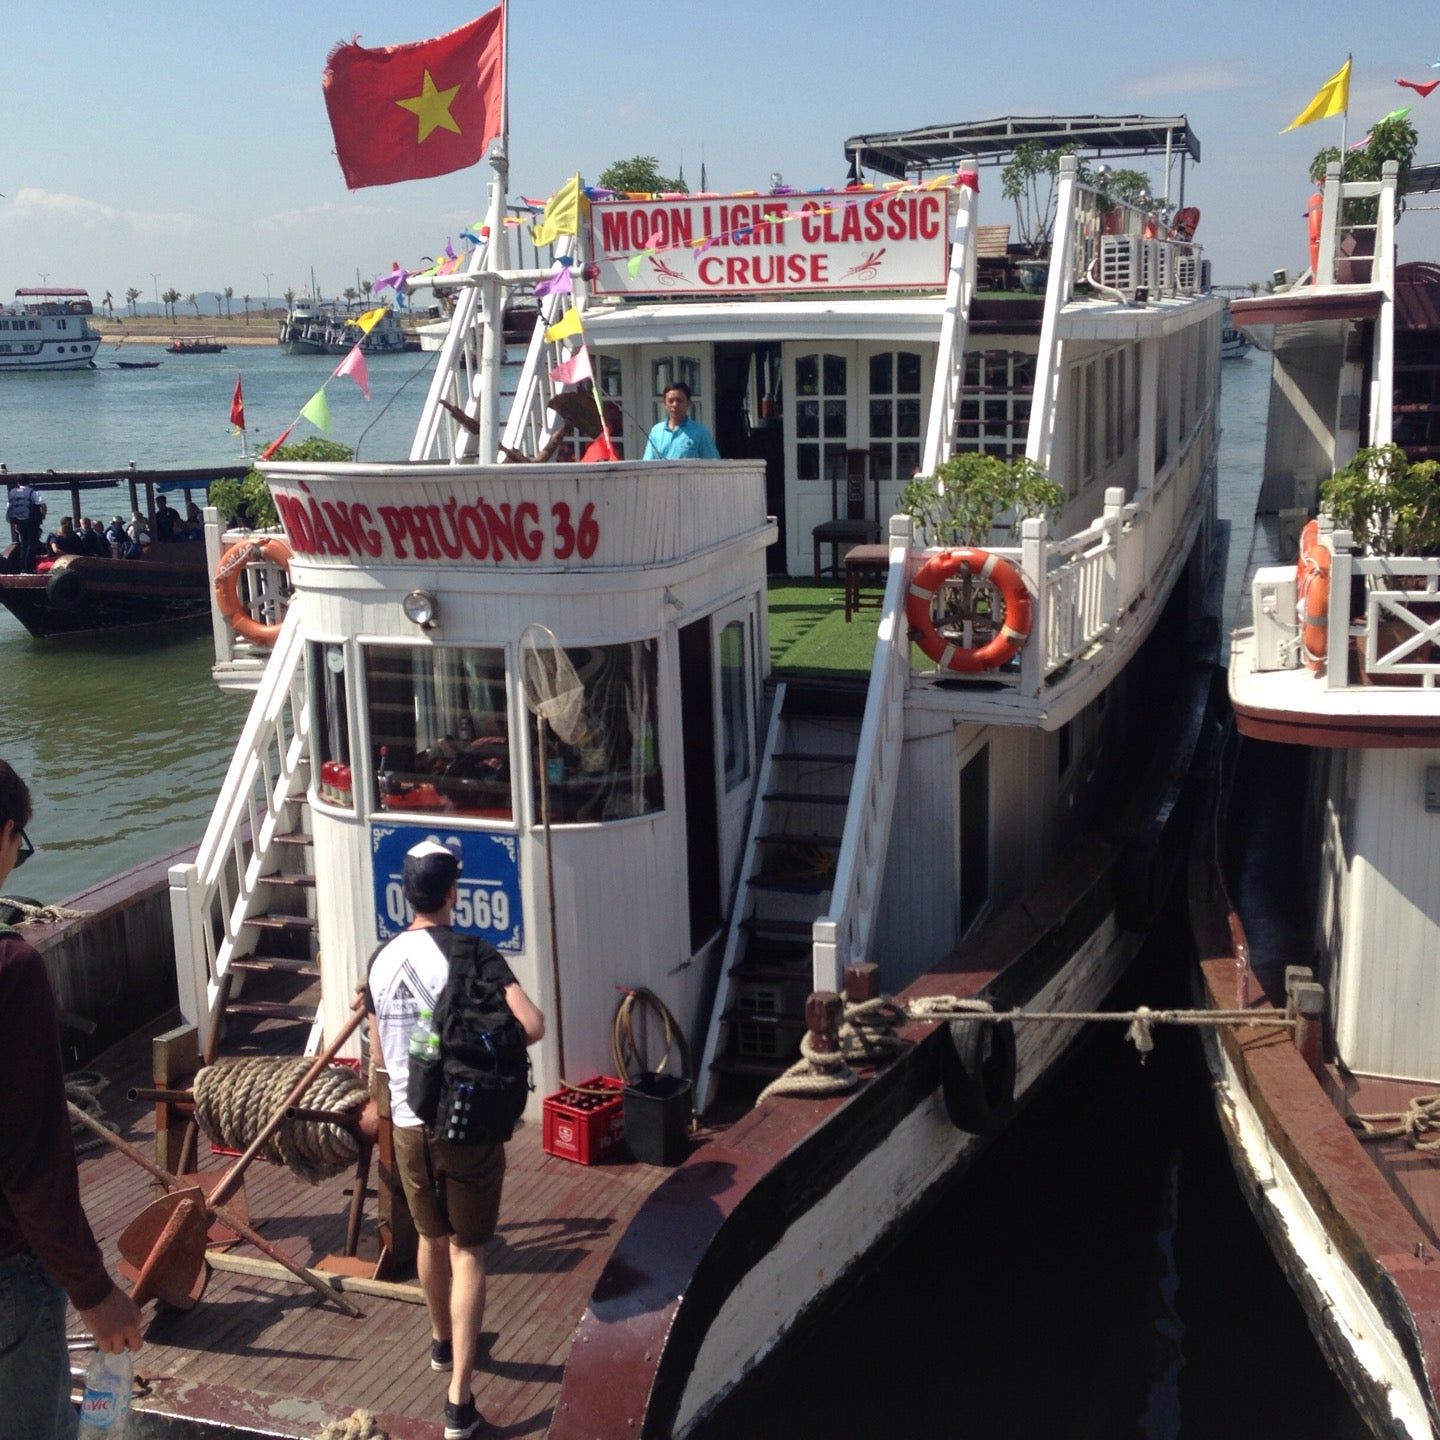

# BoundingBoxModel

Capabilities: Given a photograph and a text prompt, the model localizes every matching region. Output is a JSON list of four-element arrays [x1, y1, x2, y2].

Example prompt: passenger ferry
[[77, 115, 1225, 1437], [277, 297, 408, 355], [0, 287, 101, 371], [1193, 157, 1440, 1440]]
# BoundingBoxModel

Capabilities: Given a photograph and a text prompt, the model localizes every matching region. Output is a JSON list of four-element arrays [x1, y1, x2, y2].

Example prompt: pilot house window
[[365, 645, 513, 819]]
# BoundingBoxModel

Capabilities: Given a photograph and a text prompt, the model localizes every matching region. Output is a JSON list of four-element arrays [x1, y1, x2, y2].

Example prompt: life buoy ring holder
[[905, 548, 1033, 674], [214, 537, 292, 648]]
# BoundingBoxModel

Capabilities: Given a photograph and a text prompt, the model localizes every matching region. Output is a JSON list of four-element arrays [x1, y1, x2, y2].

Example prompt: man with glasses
[[0, 759, 143, 1437]]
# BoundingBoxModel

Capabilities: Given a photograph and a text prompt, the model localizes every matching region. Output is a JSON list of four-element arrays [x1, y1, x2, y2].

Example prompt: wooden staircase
[[699, 682, 863, 1105]]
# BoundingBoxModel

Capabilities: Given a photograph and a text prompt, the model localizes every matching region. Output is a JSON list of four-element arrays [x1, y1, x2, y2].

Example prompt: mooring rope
[[315, 1409, 391, 1440], [0, 896, 87, 926], [754, 995, 1299, 1105], [1349, 1094, 1440, 1154], [65, 1070, 113, 1151], [192, 1057, 366, 1183]]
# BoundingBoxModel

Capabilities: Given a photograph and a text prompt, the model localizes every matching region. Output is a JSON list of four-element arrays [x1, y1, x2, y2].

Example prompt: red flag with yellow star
[[322, 10, 503, 190]]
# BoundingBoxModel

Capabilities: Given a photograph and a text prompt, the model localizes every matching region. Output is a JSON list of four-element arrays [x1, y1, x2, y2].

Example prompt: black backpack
[[407, 934, 531, 1145]]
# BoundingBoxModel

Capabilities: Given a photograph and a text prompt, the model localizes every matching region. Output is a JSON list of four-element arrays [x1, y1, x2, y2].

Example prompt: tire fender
[[939, 1012, 1017, 1136], [46, 565, 86, 609]]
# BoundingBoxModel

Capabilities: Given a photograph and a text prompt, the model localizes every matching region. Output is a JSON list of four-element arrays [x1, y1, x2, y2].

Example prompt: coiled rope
[[192, 1058, 366, 1184], [315, 1410, 391, 1440], [65, 1071, 113, 1151], [1349, 1095, 1440, 1154]]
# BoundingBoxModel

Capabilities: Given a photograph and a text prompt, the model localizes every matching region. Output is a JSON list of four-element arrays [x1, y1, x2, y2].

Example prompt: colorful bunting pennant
[[300, 388, 332, 433], [260, 426, 294, 461], [544, 308, 583, 342], [1398, 78, 1440, 98], [334, 344, 371, 400], [548, 347, 593, 386], [532, 175, 583, 247], [533, 266, 574, 299]]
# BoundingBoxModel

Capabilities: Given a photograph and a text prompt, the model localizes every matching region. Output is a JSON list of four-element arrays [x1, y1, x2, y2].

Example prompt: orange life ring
[[1307, 193, 1324, 281], [214, 537, 292, 648], [905, 548, 1033, 674], [1296, 525, 1330, 671]]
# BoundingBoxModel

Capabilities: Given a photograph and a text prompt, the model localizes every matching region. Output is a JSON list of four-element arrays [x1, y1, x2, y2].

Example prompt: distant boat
[[166, 336, 227, 354], [0, 287, 102, 371], [114, 359, 162, 369], [277, 297, 408, 355]]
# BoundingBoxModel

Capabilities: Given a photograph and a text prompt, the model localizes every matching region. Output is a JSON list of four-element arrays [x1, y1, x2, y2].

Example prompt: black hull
[[0, 563, 210, 638]]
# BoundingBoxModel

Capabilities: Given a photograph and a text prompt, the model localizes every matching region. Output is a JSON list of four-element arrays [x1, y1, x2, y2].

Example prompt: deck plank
[[71, 1024, 677, 1435]]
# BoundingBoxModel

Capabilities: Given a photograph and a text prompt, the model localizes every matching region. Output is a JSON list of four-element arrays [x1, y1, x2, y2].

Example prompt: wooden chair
[[812, 448, 881, 581], [975, 224, 1014, 291]]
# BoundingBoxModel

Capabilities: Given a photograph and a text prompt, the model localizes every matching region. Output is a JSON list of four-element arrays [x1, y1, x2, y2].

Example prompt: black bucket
[[622, 1073, 692, 1166]]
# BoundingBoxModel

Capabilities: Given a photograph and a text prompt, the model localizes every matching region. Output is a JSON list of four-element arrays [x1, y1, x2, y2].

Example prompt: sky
[[4, 0, 1440, 305]]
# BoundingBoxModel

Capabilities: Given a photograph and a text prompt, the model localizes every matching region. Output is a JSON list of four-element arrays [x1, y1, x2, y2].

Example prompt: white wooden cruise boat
[[76, 115, 1224, 1438], [1191, 157, 1440, 1440], [0, 287, 102, 371]]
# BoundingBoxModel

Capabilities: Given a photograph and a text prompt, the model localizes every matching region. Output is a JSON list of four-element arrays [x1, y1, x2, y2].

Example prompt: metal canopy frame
[[844, 114, 1199, 179], [1406, 160, 1440, 196]]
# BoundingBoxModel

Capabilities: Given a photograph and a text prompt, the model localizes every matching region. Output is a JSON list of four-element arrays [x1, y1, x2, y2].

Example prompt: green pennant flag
[[300, 387, 331, 433]]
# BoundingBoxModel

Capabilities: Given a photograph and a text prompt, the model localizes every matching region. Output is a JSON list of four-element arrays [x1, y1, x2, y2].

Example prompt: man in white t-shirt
[[365, 840, 543, 1440]]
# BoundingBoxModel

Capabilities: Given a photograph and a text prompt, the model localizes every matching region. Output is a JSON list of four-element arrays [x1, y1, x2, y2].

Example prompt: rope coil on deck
[[0, 895, 87, 926], [315, 1410, 391, 1440], [193, 1058, 366, 1183], [65, 1071, 114, 1151], [1349, 1094, 1440, 1155]]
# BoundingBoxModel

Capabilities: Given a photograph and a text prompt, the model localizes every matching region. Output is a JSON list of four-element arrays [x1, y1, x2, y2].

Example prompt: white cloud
[[255, 200, 400, 231], [0, 187, 201, 236]]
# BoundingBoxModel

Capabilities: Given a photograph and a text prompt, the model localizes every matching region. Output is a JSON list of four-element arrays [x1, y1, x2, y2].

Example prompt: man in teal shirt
[[642, 382, 720, 460]]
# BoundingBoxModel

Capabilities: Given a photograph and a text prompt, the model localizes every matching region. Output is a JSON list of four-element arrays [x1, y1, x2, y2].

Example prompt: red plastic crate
[[542, 1076, 625, 1165]]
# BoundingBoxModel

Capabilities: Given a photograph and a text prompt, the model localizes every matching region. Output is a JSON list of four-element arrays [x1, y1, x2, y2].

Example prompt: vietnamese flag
[[229, 375, 245, 432], [323, 10, 504, 190]]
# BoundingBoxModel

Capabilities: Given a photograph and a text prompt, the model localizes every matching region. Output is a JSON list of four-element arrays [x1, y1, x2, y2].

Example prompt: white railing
[[920, 183, 978, 475], [1323, 522, 1440, 688], [500, 235, 579, 461], [1038, 488, 1126, 669], [169, 606, 310, 1053], [1315, 160, 1398, 297], [811, 514, 914, 993]]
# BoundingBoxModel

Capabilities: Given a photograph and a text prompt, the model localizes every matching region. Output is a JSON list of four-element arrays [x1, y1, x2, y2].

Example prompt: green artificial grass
[[767, 577, 881, 679]]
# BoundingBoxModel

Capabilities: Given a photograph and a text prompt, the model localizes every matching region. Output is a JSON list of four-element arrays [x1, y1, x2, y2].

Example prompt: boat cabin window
[[364, 645, 513, 820], [651, 356, 704, 426], [529, 640, 662, 824], [310, 642, 354, 809], [867, 350, 923, 482], [794, 352, 850, 481], [719, 618, 751, 792], [955, 351, 1035, 458]]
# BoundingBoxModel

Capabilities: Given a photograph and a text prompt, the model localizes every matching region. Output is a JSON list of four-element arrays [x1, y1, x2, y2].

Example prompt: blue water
[[1, 345, 1361, 1436]]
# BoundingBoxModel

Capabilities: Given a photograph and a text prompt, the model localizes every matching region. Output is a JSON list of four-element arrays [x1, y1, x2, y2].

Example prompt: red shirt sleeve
[[0, 937, 112, 1310]]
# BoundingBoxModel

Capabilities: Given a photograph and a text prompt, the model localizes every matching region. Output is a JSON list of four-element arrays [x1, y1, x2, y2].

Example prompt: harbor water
[[0, 348, 1364, 1435]]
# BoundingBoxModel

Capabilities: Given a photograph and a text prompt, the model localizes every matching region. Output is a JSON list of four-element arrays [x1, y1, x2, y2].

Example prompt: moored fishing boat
[[0, 287, 102, 371], [1190, 152, 1440, 1439], [76, 113, 1225, 1437]]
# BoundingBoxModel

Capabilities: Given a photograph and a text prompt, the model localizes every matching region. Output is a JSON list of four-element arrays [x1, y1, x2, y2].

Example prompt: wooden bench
[[843, 544, 890, 622], [975, 224, 1014, 291]]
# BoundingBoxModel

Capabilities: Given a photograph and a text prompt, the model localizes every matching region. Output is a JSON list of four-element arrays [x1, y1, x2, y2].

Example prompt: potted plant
[[900, 453, 1063, 548], [209, 437, 355, 530], [1001, 141, 1077, 279], [1321, 443, 1440, 679]]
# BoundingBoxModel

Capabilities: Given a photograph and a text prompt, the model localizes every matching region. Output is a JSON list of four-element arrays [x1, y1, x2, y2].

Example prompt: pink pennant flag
[[549, 347, 593, 385], [334, 343, 371, 400]]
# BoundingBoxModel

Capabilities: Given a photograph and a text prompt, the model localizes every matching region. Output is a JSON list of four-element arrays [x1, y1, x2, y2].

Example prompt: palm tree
[[283, 287, 296, 310], [186, 293, 200, 318], [241, 294, 251, 324], [125, 287, 140, 317], [162, 288, 181, 321], [223, 286, 234, 319], [361, 278, 373, 302], [102, 291, 114, 319]]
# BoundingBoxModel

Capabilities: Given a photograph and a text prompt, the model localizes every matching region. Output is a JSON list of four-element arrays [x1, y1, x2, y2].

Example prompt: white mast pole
[[476, 0, 510, 464]]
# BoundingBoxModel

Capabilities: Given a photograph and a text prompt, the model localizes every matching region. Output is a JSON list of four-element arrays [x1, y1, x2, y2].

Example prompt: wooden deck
[[71, 1016, 680, 1438]]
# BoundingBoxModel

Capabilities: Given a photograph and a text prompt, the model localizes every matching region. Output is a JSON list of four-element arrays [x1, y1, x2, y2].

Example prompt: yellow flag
[[532, 174, 583, 247], [1283, 58, 1352, 132], [354, 307, 387, 335], [544, 308, 583, 342]]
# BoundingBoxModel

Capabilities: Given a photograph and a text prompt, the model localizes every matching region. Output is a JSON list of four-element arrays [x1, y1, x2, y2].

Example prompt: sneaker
[[443, 1394, 486, 1439], [430, 1337, 453, 1372]]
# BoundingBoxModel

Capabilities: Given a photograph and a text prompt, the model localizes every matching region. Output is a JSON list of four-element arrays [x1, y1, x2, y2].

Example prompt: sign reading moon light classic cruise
[[587, 189, 951, 297]]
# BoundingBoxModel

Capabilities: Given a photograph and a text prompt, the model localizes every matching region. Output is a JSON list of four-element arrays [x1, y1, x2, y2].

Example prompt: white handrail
[[169, 605, 310, 1051], [920, 183, 978, 475], [811, 514, 914, 992]]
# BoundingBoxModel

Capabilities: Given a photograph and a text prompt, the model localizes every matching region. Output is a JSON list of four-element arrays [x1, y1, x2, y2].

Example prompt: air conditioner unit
[[1156, 245, 1175, 295], [1098, 236, 1139, 298], [1253, 565, 1300, 672], [1140, 241, 1160, 295], [1200, 258, 1213, 291], [1175, 254, 1200, 294]]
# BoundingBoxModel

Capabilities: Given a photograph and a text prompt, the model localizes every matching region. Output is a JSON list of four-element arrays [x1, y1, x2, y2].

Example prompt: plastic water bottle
[[77, 1349, 132, 1437], [409, 1008, 439, 1060]]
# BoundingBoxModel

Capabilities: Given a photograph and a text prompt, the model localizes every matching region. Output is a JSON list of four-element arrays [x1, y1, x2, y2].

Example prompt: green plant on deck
[[1310, 112, 1419, 225], [1000, 142, 1078, 257], [1090, 167, 1153, 215], [900, 454, 1063, 548], [208, 438, 355, 531], [1321, 443, 1440, 556]]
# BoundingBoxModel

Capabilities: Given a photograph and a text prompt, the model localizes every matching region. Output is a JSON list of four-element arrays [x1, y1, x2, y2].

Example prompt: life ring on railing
[[214, 537, 292, 648], [1307, 193, 1324, 281], [905, 548, 1033, 674], [1296, 522, 1330, 671]]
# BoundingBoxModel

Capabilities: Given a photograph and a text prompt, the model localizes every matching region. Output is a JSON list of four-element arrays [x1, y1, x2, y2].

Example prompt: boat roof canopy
[[1406, 160, 1440, 196], [845, 115, 1199, 180], [14, 287, 90, 297]]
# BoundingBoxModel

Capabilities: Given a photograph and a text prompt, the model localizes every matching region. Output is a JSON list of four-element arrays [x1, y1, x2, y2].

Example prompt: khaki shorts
[[392, 1126, 506, 1247]]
